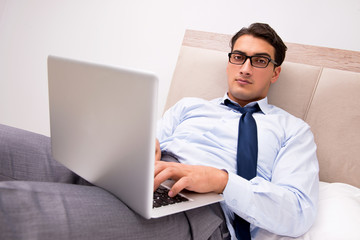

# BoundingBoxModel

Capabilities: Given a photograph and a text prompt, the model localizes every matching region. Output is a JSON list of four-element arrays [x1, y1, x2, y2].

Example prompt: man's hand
[[154, 160, 228, 197], [155, 139, 161, 161]]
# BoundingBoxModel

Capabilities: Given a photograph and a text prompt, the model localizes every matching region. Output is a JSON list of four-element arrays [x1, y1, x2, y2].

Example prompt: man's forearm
[[223, 173, 318, 237]]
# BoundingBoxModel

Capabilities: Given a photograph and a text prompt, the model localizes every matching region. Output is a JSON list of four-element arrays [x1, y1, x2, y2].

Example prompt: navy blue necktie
[[224, 99, 261, 240]]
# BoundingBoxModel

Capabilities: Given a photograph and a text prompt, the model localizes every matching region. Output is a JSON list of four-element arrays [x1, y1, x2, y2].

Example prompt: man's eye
[[233, 55, 245, 61], [254, 57, 268, 64]]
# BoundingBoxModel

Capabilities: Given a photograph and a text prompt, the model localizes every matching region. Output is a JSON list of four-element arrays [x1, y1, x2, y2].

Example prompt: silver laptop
[[47, 55, 223, 219]]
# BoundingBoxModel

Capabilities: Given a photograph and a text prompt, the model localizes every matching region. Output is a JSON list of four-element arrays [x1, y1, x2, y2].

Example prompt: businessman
[[154, 23, 319, 239]]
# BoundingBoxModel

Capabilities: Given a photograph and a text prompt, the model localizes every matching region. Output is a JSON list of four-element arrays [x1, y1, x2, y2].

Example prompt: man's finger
[[168, 176, 191, 197], [153, 162, 181, 191]]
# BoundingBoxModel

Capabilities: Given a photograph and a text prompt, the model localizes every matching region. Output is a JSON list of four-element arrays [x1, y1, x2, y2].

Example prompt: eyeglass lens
[[229, 53, 270, 68]]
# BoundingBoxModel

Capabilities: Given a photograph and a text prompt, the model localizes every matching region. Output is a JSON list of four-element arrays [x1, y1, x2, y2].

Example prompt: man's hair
[[230, 23, 287, 66]]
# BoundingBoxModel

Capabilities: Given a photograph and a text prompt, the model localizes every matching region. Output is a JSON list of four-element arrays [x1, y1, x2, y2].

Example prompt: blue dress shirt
[[156, 94, 319, 239]]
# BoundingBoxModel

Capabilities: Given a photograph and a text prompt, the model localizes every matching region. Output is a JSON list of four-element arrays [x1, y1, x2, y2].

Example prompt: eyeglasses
[[228, 52, 278, 68]]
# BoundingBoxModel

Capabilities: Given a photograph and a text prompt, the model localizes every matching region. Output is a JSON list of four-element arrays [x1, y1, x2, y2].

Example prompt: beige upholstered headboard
[[165, 29, 360, 188], [181, 29, 360, 72]]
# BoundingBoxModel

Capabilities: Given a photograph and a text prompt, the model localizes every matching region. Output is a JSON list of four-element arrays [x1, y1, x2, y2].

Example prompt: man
[[154, 23, 319, 239]]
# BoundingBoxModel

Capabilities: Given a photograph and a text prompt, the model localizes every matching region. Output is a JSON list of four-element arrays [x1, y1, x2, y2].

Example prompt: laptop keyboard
[[153, 185, 189, 208]]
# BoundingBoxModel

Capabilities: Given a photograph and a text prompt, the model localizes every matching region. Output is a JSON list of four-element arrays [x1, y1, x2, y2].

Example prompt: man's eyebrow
[[253, 52, 272, 58], [232, 50, 272, 58], [232, 50, 245, 54]]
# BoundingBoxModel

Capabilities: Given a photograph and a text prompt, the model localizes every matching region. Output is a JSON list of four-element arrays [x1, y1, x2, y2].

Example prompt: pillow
[[305, 182, 360, 240], [254, 181, 360, 240]]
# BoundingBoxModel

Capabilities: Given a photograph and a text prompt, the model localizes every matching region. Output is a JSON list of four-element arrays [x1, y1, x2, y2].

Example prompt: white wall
[[1, 0, 359, 136]]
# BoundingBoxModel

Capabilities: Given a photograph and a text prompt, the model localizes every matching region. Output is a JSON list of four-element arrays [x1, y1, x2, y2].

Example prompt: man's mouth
[[235, 78, 251, 85]]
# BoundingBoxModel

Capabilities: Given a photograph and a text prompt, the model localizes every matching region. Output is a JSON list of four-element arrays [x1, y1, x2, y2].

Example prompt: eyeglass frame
[[228, 52, 278, 68]]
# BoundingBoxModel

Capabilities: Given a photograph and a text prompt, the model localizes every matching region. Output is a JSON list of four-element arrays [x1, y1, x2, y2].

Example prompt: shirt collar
[[220, 92, 271, 114]]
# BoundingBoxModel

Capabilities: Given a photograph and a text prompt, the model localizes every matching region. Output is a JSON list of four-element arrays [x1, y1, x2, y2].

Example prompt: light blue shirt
[[157, 94, 319, 239]]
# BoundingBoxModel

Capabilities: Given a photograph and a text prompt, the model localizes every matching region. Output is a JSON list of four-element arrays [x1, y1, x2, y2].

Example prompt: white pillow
[[254, 182, 360, 240]]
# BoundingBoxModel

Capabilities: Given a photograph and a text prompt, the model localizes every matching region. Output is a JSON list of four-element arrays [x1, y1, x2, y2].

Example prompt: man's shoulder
[[174, 97, 222, 107], [165, 97, 224, 116], [266, 104, 310, 128]]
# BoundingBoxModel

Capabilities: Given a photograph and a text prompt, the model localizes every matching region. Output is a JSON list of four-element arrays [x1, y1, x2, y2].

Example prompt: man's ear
[[271, 66, 281, 84]]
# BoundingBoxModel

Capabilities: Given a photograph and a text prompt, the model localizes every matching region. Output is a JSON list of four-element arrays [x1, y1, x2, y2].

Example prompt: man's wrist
[[216, 168, 229, 194]]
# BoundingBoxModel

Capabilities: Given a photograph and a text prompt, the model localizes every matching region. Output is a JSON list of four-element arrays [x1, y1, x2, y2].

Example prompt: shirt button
[[231, 199, 237, 206]]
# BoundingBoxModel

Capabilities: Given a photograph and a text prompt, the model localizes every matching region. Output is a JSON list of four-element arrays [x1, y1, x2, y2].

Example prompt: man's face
[[226, 34, 281, 106]]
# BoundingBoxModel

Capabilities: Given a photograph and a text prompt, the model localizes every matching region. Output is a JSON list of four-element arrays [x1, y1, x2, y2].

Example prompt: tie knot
[[224, 99, 261, 115], [242, 105, 260, 114]]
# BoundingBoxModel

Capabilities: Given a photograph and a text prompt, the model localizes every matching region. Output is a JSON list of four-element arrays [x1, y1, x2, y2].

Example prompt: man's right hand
[[154, 160, 228, 197]]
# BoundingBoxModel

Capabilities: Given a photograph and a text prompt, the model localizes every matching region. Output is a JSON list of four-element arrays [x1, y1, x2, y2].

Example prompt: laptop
[[47, 55, 223, 219]]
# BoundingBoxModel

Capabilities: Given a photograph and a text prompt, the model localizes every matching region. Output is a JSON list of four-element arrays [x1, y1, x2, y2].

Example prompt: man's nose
[[240, 58, 253, 75]]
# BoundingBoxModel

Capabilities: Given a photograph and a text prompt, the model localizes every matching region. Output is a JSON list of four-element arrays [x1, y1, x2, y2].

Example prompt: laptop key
[[153, 185, 189, 208]]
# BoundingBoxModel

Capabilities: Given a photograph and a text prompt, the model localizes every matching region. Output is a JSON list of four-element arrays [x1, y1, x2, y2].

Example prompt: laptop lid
[[48, 55, 223, 219], [48, 55, 157, 219]]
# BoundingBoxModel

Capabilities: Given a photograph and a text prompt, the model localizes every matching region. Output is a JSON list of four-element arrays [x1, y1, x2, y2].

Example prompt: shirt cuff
[[222, 171, 253, 218]]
